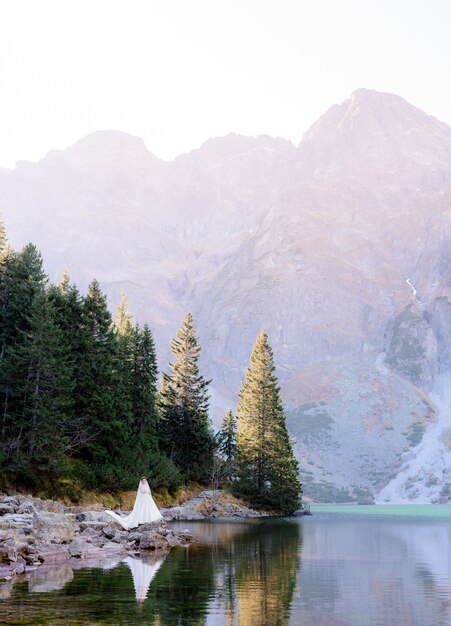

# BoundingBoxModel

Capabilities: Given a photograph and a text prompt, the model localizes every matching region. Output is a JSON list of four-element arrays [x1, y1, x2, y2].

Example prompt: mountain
[[0, 89, 450, 502]]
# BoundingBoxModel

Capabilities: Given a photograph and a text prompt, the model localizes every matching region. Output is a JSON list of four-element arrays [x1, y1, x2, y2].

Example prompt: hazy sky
[[0, 0, 450, 167]]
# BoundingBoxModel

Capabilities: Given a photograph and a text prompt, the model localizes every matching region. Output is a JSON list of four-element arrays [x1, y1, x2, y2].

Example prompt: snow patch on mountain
[[376, 371, 451, 503]]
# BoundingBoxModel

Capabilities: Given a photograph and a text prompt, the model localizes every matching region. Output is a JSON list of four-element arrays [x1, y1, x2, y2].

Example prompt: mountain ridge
[[0, 87, 449, 503]]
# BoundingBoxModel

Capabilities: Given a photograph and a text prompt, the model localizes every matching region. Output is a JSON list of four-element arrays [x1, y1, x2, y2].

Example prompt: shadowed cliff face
[[0, 90, 450, 501]]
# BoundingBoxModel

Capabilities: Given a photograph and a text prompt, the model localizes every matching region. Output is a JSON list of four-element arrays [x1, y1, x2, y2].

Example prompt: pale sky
[[0, 0, 450, 168]]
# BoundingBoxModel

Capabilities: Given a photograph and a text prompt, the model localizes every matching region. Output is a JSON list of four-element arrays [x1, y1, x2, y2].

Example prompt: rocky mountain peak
[[44, 130, 162, 175], [297, 88, 451, 177]]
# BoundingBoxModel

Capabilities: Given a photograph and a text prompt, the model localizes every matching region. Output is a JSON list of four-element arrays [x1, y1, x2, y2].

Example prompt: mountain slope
[[0, 89, 449, 502]]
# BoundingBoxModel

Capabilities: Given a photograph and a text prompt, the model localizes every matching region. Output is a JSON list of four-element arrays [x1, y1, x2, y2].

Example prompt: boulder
[[0, 504, 14, 516], [139, 531, 170, 551], [136, 520, 166, 533], [33, 511, 76, 544], [35, 543, 70, 564], [0, 543, 17, 563], [178, 529, 194, 542], [0, 496, 19, 509], [0, 513, 33, 532], [80, 526, 102, 541], [101, 541, 126, 556], [16, 500, 36, 515], [68, 541, 103, 560], [162, 506, 205, 521], [76, 511, 112, 524]]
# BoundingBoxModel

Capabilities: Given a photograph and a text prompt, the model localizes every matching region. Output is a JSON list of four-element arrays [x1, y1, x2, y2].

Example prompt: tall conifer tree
[[4, 292, 74, 477], [233, 331, 302, 513], [77, 279, 117, 471], [0, 245, 47, 446], [132, 324, 159, 445], [217, 409, 237, 463], [159, 312, 215, 482]]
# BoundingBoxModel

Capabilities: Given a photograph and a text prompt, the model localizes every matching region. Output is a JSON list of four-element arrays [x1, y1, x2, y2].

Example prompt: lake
[[1, 505, 451, 625]]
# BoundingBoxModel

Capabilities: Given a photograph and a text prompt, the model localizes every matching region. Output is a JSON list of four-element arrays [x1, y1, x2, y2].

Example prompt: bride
[[105, 477, 163, 530]]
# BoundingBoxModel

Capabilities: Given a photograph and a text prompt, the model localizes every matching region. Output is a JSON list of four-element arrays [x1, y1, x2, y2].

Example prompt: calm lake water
[[1, 505, 451, 625]]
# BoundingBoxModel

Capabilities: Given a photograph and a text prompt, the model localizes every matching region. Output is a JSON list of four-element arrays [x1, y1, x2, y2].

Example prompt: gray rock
[[68, 541, 103, 560], [17, 500, 36, 515], [0, 543, 17, 563], [178, 529, 194, 542], [101, 541, 126, 556], [0, 496, 19, 509], [101, 526, 116, 540], [0, 513, 33, 530], [35, 544, 70, 564], [77, 511, 112, 524], [33, 511, 76, 544], [162, 506, 205, 521], [136, 520, 166, 533], [79, 521, 108, 531], [0, 504, 14, 516], [139, 531, 170, 551], [80, 526, 102, 540]]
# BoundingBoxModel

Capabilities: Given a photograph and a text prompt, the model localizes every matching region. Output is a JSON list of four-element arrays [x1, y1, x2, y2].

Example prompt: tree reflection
[[0, 521, 302, 625], [232, 521, 302, 626]]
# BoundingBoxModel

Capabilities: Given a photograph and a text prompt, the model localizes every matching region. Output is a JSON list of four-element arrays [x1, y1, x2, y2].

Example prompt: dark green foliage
[[0, 245, 48, 464], [0, 220, 182, 495], [0, 244, 47, 359], [233, 330, 302, 513], [131, 324, 160, 448], [76, 279, 117, 464], [216, 409, 237, 481], [159, 312, 215, 482], [5, 293, 74, 478], [217, 409, 237, 463]]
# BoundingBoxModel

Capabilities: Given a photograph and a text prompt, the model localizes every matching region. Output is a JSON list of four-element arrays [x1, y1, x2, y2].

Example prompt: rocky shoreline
[[0, 494, 194, 581], [0, 490, 309, 581]]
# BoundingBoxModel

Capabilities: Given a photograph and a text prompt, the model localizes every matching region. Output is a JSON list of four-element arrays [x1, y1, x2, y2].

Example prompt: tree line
[[0, 221, 302, 512]]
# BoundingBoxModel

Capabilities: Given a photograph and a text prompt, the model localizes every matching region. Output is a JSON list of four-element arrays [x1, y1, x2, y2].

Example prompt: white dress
[[105, 479, 163, 530]]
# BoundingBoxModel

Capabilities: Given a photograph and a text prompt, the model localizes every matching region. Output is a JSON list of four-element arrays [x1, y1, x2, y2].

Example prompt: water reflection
[[28, 562, 74, 593], [227, 521, 301, 626], [1, 515, 451, 625], [296, 516, 451, 626], [124, 556, 164, 603]]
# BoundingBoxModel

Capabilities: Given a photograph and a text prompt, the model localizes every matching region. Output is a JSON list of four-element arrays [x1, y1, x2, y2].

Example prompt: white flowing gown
[[105, 479, 163, 530]]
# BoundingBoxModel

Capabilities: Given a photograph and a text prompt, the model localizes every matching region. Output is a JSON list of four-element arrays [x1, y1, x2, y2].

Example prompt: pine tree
[[0, 245, 47, 446], [1, 291, 74, 478], [47, 270, 91, 454], [112, 291, 134, 442], [217, 409, 237, 463], [114, 292, 133, 336], [132, 324, 159, 445], [77, 279, 117, 470], [159, 312, 215, 482], [0, 244, 47, 350], [233, 331, 302, 513]]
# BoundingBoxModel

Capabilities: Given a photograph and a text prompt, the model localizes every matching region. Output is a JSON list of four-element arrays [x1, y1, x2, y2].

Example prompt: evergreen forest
[[0, 220, 302, 513]]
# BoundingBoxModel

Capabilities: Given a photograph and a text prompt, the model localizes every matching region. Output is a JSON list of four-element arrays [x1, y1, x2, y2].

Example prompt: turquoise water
[[311, 503, 451, 518], [1, 506, 451, 625]]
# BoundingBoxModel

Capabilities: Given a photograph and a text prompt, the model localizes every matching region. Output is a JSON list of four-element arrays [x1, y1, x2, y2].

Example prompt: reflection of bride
[[125, 555, 165, 603], [105, 477, 163, 530]]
